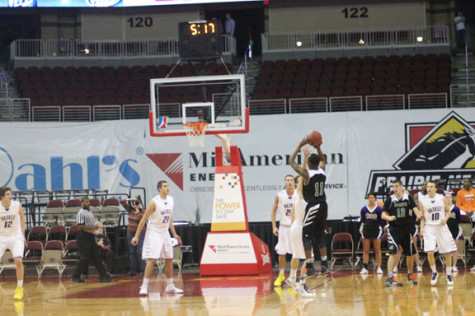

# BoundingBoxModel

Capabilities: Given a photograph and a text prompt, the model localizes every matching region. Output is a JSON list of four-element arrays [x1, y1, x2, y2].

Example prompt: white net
[[183, 122, 209, 147]]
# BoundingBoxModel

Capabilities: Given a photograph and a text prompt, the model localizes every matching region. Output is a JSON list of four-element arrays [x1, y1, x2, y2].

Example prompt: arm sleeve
[[454, 206, 461, 223], [76, 210, 85, 225], [456, 191, 467, 212], [408, 195, 417, 209], [383, 198, 391, 213], [360, 207, 366, 223], [376, 207, 384, 225]]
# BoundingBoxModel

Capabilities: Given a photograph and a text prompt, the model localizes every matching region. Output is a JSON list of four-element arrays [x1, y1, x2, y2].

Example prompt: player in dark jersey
[[359, 192, 383, 275], [393, 191, 423, 275], [445, 192, 462, 272], [289, 137, 328, 279], [382, 180, 422, 287]]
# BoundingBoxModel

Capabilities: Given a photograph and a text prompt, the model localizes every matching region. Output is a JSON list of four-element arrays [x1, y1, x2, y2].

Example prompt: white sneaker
[[416, 265, 423, 273], [297, 283, 316, 298], [285, 278, 298, 290], [446, 275, 454, 286], [431, 272, 439, 286], [452, 266, 458, 273], [470, 266, 475, 272], [165, 285, 184, 294], [376, 268, 383, 275], [360, 268, 368, 275], [139, 284, 148, 296]]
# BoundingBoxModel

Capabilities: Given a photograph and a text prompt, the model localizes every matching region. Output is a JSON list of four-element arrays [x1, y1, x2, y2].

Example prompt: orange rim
[[183, 122, 209, 134]]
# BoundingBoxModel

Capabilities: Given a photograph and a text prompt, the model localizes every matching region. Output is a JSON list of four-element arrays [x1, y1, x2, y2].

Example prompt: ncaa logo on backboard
[[366, 111, 475, 197]]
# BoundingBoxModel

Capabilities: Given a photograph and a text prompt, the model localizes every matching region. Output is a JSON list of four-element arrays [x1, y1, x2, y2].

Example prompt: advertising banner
[[1, 108, 473, 222]]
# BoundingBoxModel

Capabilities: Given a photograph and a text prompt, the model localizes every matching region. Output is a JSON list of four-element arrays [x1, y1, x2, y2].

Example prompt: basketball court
[[1, 269, 474, 315]]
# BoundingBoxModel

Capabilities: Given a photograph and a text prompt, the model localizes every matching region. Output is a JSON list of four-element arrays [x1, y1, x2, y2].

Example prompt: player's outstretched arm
[[315, 144, 326, 171], [131, 200, 156, 245], [289, 138, 310, 182]]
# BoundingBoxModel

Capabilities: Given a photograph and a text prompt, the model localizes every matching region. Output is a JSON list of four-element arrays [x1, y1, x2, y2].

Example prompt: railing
[[0, 68, 7, 92], [289, 97, 327, 113], [12, 36, 236, 59], [23, 92, 456, 122], [329, 96, 363, 112], [366, 94, 405, 111], [248, 99, 286, 115], [249, 92, 449, 115], [262, 25, 450, 51], [408, 93, 448, 109], [32, 106, 61, 122], [450, 84, 475, 107], [0, 98, 30, 122]]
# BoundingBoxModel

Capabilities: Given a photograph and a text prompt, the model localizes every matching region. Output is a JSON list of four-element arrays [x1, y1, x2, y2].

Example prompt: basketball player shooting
[[289, 133, 329, 279]]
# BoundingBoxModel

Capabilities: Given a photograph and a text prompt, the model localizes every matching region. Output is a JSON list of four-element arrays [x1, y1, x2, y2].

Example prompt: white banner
[[0, 109, 474, 222], [200, 233, 256, 264]]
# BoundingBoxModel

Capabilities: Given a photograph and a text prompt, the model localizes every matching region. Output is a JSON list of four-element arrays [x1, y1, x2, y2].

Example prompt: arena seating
[[253, 54, 451, 100], [15, 63, 232, 107]]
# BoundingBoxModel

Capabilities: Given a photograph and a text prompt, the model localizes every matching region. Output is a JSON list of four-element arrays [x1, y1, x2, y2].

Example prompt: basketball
[[306, 130, 322, 146]]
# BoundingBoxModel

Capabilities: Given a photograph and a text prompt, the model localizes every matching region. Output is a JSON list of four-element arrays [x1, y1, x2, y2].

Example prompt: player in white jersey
[[132, 181, 183, 296], [271, 174, 297, 287], [0, 186, 27, 300], [285, 145, 315, 297], [420, 181, 457, 286]]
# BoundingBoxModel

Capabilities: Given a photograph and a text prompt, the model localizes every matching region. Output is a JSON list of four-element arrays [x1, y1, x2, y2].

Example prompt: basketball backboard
[[149, 74, 248, 137]]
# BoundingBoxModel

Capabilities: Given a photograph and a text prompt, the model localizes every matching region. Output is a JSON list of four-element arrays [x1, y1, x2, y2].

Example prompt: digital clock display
[[178, 20, 222, 59], [189, 22, 216, 36]]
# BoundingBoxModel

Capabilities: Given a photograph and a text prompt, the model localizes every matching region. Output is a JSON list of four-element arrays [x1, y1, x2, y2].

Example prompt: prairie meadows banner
[[0, 109, 473, 222]]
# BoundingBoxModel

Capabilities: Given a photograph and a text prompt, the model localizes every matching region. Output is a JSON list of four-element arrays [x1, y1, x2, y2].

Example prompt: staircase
[[450, 52, 475, 107], [0, 62, 29, 121], [238, 57, 261, 99]]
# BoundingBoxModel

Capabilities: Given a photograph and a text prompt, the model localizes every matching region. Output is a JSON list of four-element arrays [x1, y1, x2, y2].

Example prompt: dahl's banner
[[0, 109, 473, 222]]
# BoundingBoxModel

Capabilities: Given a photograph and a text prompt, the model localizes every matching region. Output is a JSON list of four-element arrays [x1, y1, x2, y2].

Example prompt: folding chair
[[0, 251, 17, 275], [62, 240, 79, 265], [66, 225, 80, 241], [101, 198, 120, 226], [331, 233, 354, 270], [24, 241, 43, 267], [89, 198, 102, 221], [37, 240, 66, 278], [63, 199, 81, 226], [43, 200, 64, 226], [157, 246, 183, 274], [48, 225, 67, 243], [28, 226, 48, 244]]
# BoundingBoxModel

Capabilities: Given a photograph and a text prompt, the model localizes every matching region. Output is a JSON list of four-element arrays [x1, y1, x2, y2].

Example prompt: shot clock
[[178, 21, 222, 59]]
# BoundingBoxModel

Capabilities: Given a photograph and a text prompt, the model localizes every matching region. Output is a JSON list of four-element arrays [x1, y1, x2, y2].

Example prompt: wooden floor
[[1, 268, 475, 315]]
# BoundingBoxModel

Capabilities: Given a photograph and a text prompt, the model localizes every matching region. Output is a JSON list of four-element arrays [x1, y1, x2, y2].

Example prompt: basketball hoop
[[183, 122, 209, 147]]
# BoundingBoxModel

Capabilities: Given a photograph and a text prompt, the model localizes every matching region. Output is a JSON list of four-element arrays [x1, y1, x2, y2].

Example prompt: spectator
[[93, 222, 114, 276], [225, 13, 235, 37], [454, 10, 466, 49], [456, 179, 475, 219], [121, 196, 146, 275]]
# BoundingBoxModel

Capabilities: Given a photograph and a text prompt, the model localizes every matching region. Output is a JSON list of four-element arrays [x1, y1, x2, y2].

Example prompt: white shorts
[[423, 225, 457, 254], [0, 234, 25, 259], [290, 223, 306, 259], [275, 225, 292, 255], [142, 229, 173, 260]]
